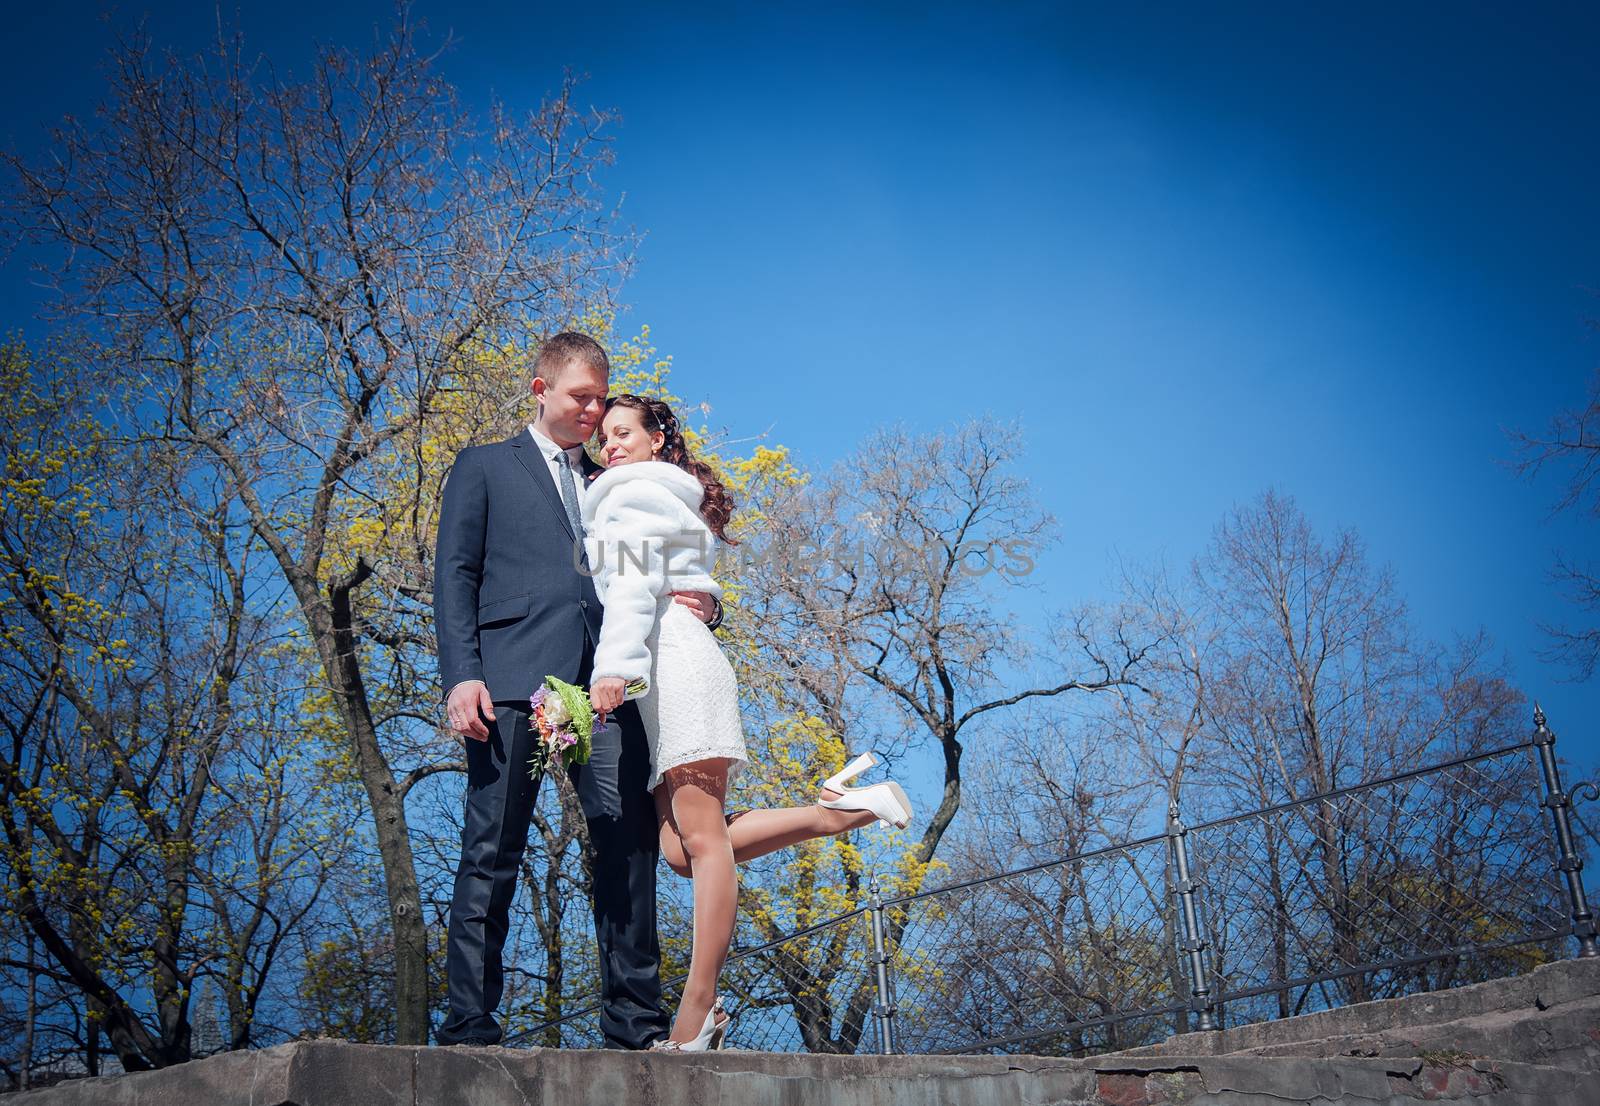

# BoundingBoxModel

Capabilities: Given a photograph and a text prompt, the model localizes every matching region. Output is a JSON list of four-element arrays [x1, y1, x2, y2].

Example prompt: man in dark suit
[[433, 332, 722, 1049]]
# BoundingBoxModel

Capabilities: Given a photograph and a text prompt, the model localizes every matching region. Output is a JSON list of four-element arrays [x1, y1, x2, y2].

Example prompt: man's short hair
[[535, 331, 609, 386]]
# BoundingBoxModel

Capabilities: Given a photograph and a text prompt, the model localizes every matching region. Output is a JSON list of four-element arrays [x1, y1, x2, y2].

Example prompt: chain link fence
[[509, 709, 1597, 1055]]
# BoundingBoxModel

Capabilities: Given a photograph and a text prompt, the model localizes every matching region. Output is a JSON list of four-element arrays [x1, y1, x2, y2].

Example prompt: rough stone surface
[[1116, 956, 1600, 1076], [15, 960, 1600, 1104], [8, 1045, 1594, 1105]]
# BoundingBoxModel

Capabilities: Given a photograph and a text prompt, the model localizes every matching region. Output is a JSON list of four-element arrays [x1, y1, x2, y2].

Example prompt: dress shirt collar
[[527, 422, 587, 469]]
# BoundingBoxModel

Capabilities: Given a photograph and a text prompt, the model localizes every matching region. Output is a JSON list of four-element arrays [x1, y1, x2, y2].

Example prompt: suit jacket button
[[579, 599, 589, 609]]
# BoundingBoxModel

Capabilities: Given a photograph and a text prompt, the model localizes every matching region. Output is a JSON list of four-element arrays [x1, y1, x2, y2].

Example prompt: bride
[[583, 394, 913, 1052]]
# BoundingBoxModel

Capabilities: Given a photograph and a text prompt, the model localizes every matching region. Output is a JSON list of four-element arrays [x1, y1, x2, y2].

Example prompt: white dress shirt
[[527, 422, 590, 511]]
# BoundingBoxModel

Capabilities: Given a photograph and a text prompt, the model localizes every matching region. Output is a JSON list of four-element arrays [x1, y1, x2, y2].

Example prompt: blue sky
[[3, 1, 1597, 768]]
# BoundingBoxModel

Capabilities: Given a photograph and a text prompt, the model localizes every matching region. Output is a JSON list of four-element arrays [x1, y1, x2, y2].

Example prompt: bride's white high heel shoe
[[650, 995, 731, 1052], [817, 752, 913, 829]]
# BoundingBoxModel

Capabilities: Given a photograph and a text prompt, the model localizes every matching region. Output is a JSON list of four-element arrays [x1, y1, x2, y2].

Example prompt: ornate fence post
[[1532, 705, 1599, 959], [867, 876, 899, 1054], [1167, 800, 1220, 1031]]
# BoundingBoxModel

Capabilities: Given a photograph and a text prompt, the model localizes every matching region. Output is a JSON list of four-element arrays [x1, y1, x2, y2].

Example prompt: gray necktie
[[555, 450, 586, 542]]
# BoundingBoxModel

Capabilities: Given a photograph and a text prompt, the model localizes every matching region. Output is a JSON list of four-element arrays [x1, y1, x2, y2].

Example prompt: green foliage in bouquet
[[530, 674, 649, 777], [543, 675, 595, 764]]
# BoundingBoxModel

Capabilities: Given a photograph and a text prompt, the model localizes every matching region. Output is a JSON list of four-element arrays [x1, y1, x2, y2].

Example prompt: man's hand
[[590, 676, 626, 715], [671, 590, 718, 625], [446, 680, 496, 741]]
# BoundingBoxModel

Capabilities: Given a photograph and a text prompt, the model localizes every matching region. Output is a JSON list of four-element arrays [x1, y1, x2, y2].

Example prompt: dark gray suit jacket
[[434, 429, 606, 703]]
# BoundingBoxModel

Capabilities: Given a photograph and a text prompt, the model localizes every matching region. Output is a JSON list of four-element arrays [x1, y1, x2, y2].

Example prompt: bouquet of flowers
[[528, 674, 647, 775]]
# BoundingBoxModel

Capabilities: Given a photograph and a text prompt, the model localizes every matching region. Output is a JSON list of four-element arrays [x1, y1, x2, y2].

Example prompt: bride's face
[[598, 407, 663, 467]]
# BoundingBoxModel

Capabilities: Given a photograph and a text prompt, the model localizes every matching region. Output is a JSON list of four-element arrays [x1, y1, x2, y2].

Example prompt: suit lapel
[[510, 429, 576, 542]]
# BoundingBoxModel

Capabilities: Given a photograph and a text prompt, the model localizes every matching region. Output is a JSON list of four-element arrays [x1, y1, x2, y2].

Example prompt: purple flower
[[530, 685, 548, 712]]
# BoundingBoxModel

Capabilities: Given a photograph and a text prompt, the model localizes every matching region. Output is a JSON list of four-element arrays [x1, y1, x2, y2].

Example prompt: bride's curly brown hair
[[603, 394, 739, 545]]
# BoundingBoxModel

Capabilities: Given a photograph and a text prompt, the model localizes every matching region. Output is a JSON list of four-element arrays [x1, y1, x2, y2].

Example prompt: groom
[[433, 332, 722, 1049]]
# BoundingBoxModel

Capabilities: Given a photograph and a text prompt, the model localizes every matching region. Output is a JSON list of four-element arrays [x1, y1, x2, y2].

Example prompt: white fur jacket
[[581, 460, 722, 690]]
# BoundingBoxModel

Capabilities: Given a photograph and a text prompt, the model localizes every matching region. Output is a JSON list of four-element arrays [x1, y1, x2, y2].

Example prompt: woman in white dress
[[584, 394, 913, 1052]]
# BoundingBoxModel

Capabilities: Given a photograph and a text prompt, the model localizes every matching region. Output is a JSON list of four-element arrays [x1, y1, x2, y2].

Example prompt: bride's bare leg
[[658, 784, 878, 876], [656, 759, 737, 1044], [727, 789, 878, 863]]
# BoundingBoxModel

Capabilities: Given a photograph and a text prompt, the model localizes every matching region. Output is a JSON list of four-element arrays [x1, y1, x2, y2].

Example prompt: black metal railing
[[506, 705, 1595, 1055]]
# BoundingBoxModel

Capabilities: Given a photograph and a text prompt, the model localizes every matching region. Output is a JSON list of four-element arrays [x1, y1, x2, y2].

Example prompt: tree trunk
[[322, 563, 431, 1044], [86, 1005, 99, 1078], [22, 932, 34, 1090], [1265, 824, 1293, 1019]]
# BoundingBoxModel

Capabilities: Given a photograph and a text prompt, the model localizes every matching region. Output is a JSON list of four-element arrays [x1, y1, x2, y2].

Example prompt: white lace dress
[[582, 461, 748, 792]]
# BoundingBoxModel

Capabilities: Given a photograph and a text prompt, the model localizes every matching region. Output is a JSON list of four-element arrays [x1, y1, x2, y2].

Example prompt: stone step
[[8, 1041, 1592, 1106], [1116, 956, 1600, 1062], [1224, 992, 1600, 1073]]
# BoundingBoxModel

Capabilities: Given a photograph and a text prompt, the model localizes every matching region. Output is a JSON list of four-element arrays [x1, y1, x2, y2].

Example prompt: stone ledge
[[7, 1042, 1591, 1105], [1115, 956, 1600, 1071], [1221, 992, 1600, 1072]]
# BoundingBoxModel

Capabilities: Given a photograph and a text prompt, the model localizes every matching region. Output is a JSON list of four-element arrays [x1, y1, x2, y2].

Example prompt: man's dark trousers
[[437, 642, 665, 1049]]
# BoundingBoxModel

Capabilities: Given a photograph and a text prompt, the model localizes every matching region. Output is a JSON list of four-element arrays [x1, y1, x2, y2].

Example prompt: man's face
[[532, 360, 608, 448]]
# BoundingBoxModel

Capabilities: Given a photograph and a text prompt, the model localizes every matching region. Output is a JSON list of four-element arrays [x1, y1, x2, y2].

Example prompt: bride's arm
[[590, 480, 687, 696]]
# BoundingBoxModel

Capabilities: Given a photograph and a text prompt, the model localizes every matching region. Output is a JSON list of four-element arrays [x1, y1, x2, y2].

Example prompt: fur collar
[[582, 460, 705, 518]]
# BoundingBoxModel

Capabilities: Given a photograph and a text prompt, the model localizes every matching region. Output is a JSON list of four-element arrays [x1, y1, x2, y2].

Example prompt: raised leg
[[657, 784, 878, 878]]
